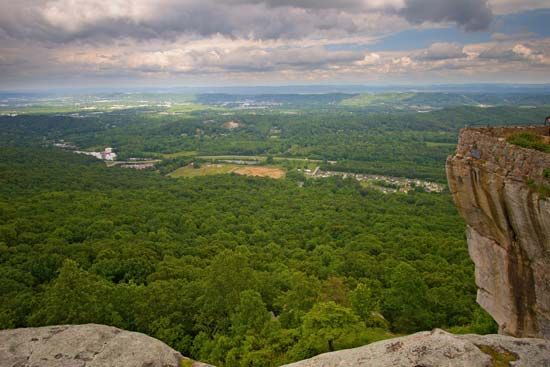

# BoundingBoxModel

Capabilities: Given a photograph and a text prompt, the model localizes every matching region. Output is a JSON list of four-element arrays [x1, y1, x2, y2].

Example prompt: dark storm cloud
[[0, 1, 366, 43], [400, 0, 493, 31], [0, 0, 496, 45]]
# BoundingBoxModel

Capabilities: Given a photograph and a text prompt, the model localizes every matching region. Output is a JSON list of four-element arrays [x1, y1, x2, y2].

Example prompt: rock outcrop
[[282, 328, 550, 367], [446, 126, 550, 339], [4, 325, 549, 367], [0, 324, 210, 367]]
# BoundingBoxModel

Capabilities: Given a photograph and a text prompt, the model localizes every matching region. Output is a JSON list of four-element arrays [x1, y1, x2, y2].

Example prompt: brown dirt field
[[234, 166, 286, 179], [223, 120, 241, 129]]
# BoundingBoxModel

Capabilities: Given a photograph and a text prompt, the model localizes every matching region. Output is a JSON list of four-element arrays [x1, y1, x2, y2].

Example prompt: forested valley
[[3, 94, 543, 365]]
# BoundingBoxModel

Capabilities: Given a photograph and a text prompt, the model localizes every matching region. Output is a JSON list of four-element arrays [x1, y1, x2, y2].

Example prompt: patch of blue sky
[[366, 27, 491, 52], [327, 8, 550, 53], [494, 8, 550, 38]]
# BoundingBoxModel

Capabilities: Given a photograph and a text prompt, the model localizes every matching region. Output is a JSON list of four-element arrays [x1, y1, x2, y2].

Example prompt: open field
[[196, 155, 264, 161], [161, 151, 198, 159], [169, 163, 285, 179], [196, 154, 328, 164], [106, 160, 161, 167], [234, 166, 286, 179], [169, 164, 239, 178]]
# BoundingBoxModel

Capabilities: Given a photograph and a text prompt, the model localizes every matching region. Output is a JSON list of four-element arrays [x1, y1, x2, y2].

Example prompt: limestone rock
[[0, 324, 210, 367], [446, 126, 550, 339], [282, 329, 550, 367]]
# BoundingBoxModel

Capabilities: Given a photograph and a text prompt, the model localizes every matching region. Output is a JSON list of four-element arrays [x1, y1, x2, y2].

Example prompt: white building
[[75, 147, 117, 161], [101, 148, 117, 161]]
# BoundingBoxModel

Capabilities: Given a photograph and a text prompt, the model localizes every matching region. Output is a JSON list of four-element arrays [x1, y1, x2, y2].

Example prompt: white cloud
[[0, 0, 498, 43], [356, 53, 382, 66], [1, 0, 549, 86]]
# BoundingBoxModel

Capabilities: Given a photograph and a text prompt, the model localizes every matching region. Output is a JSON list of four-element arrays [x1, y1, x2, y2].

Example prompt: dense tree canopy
[[2, 100, 527, 365], [0, 147, 496, 365]]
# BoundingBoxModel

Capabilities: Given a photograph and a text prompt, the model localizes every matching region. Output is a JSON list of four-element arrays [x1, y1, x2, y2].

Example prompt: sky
[[1, 0, 550, 89]]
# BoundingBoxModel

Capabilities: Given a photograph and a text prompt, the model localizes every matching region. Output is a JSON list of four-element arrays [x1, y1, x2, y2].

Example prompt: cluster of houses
[[301, 168, 444, 194], [54, 141, 117, 161], [53, 141, 163, 170], [119, 162, 155, 170]]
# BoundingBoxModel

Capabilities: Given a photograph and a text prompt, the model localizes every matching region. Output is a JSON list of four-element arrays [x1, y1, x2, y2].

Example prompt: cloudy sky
[[1, 0, 550, 88]]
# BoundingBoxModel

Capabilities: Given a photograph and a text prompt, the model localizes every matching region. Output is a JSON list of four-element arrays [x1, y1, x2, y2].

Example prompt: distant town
[[52, 141, 444, 193], [301, 167, 444, 194], [53, 141, 158, 169]]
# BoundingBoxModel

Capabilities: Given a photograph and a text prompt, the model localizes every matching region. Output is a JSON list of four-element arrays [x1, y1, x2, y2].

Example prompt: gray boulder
[[282, 329, 550, 367], [0, 323, 210, 367]]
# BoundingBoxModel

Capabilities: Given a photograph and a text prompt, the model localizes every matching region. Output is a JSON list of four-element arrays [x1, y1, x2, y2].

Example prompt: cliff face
[[446, 126, 550, 339]]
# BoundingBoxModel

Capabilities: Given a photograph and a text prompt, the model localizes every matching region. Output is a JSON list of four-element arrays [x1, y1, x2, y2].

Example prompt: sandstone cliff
[[0, 324, 211, 367], [282, 328, 550, 367], [446, 126, 550, 339]]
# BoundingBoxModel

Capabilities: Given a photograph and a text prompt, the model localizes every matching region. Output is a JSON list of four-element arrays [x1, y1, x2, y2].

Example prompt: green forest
[[1, 103, 543, 182], [3, 95, 543, 365]]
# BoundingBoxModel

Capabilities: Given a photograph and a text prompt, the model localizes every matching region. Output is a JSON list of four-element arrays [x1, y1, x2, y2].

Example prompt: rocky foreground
[[282, 329, 550, 367], [1, 324, 549, 367], [0, 324, 211, 367]]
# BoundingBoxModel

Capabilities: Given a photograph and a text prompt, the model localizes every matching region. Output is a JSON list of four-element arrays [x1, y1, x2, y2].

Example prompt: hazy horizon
[[3, 83, 550, 96]]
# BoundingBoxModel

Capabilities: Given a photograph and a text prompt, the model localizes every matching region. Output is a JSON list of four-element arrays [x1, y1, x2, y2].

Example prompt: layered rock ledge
[[0, 324, 210, 367], [446, 126, 550, 339], [282, 329, 550, 367]]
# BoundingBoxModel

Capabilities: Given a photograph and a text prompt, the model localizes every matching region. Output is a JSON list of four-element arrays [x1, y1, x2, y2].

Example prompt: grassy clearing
[[169, 164, 239, 178], [196, 155, 321, 171], [234, 166, 286, 179], [197, 154, 325, 163], [197, 155, 264, 161], [169, 163, 286, 179], [507, 132, 550, 153], [161, 151, 198, 159]]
